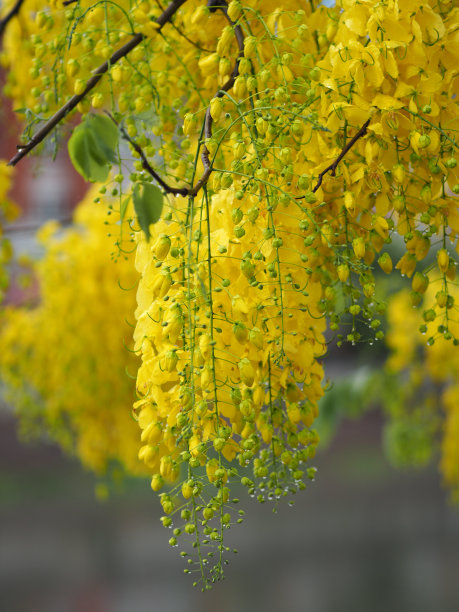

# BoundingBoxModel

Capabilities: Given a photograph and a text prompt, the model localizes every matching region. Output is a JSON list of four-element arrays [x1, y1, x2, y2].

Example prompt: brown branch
[[0, 0, 25, 37], [110, 113, 190, 197], [62, 0, 79, 6], [155, 0, 213, 53], [8, 0, 188, 166], [190, 0, 245, 195], [309, 119, 371, 194]]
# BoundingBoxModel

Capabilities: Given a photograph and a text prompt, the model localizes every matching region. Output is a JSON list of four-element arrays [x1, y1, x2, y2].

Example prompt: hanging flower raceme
[[133, 186, 325, 582], [384, 274, 459, 502], [0, 187, 144, 477]]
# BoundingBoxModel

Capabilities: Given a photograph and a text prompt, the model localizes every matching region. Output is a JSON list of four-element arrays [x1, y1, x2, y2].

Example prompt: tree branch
[[111, 113, 190, 197], [111, 2, 244, 199], [8, 0, 188, 166], [191, 0, 245, 195], [310, 119, 371, 193], [0, 0, 25, 37]]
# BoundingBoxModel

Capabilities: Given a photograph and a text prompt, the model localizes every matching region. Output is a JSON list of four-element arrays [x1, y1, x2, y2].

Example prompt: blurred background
[[2, 372, 459, 612]]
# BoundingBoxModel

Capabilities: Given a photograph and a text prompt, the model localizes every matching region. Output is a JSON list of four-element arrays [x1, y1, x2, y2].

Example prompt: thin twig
[[191, 0, 244, 194], [110, 113, 190, 196], [156, 0, 213, 53], [307, 119, 370, 194], [0, 0, 25, 37], [8, 0, 188, 166]]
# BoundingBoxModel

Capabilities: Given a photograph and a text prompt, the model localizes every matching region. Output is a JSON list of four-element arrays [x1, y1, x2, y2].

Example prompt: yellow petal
[[372, 94, 405, 110], [343, 5, 368, 37]]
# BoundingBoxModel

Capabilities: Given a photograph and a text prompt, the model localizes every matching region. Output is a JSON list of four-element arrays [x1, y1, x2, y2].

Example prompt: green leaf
[[87, 114, 118, 163], [132, 183, 164, 240], [68, 127, 109, 182], [68, 113, 118, 182]]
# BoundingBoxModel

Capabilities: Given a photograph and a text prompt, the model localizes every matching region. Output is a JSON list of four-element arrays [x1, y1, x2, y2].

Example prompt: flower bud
[[227, 0, 242, 21], [363, 283, 375, 298], [420, 184, 432, 205], [219, 57, 232, 77], [210, 97, 223, 121], [142, 422, 162, 445], [392, 164, 405, 184], [238, 58, 251, 75], [244, 36, 257, 58], [247, 205, 259, 222], [446, 261, 456, 281], [217, 26, 233, 55], [249, 327, 263, 349], [412, 272, 429, 294], [151, 474, 164, 491], [233, 75, 247, 98], [233, 141, 245, 159], [418, 134, 431, 149], [240, 258, 255, 279], [337, 263, 350, 283], [213, 437, 226, 452], [436, 291, 448, 308], [349, 304, 361, 316], [182, 480, 195, 499], [378, 252, 393, 274], [191, 5, 208, 26], [164, 350, 178, 372], [231, 387, 242, 405], [239, 399, 254, 418], [161, 499, 174, 515], [183, 113, 196, 136], [437, 249, 449, 273], [238, 358, 255, 387], [152, 271, 172, 298], [352, 237, 365, 259], [233, 321, 248, 343], [66, 59, 80, 78], [91, 93, 104, 109], [256, 117, 268, 135], [74, 79, 86, 95], [154, 234, 171, 260]]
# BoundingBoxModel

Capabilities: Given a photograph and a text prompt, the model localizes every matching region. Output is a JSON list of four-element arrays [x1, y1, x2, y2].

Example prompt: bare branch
[[109, 113, 190, 197], [8, 0, 188, 166], [0, 0, 25, 37], [307, 119, 371, 195]]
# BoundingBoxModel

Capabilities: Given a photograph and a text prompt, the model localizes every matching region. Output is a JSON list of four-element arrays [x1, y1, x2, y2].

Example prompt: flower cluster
[[1, 0, 457, 588], [385, 277, 459, 503], [0, 187, 143, 476], [133, 187, 324, 581]]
